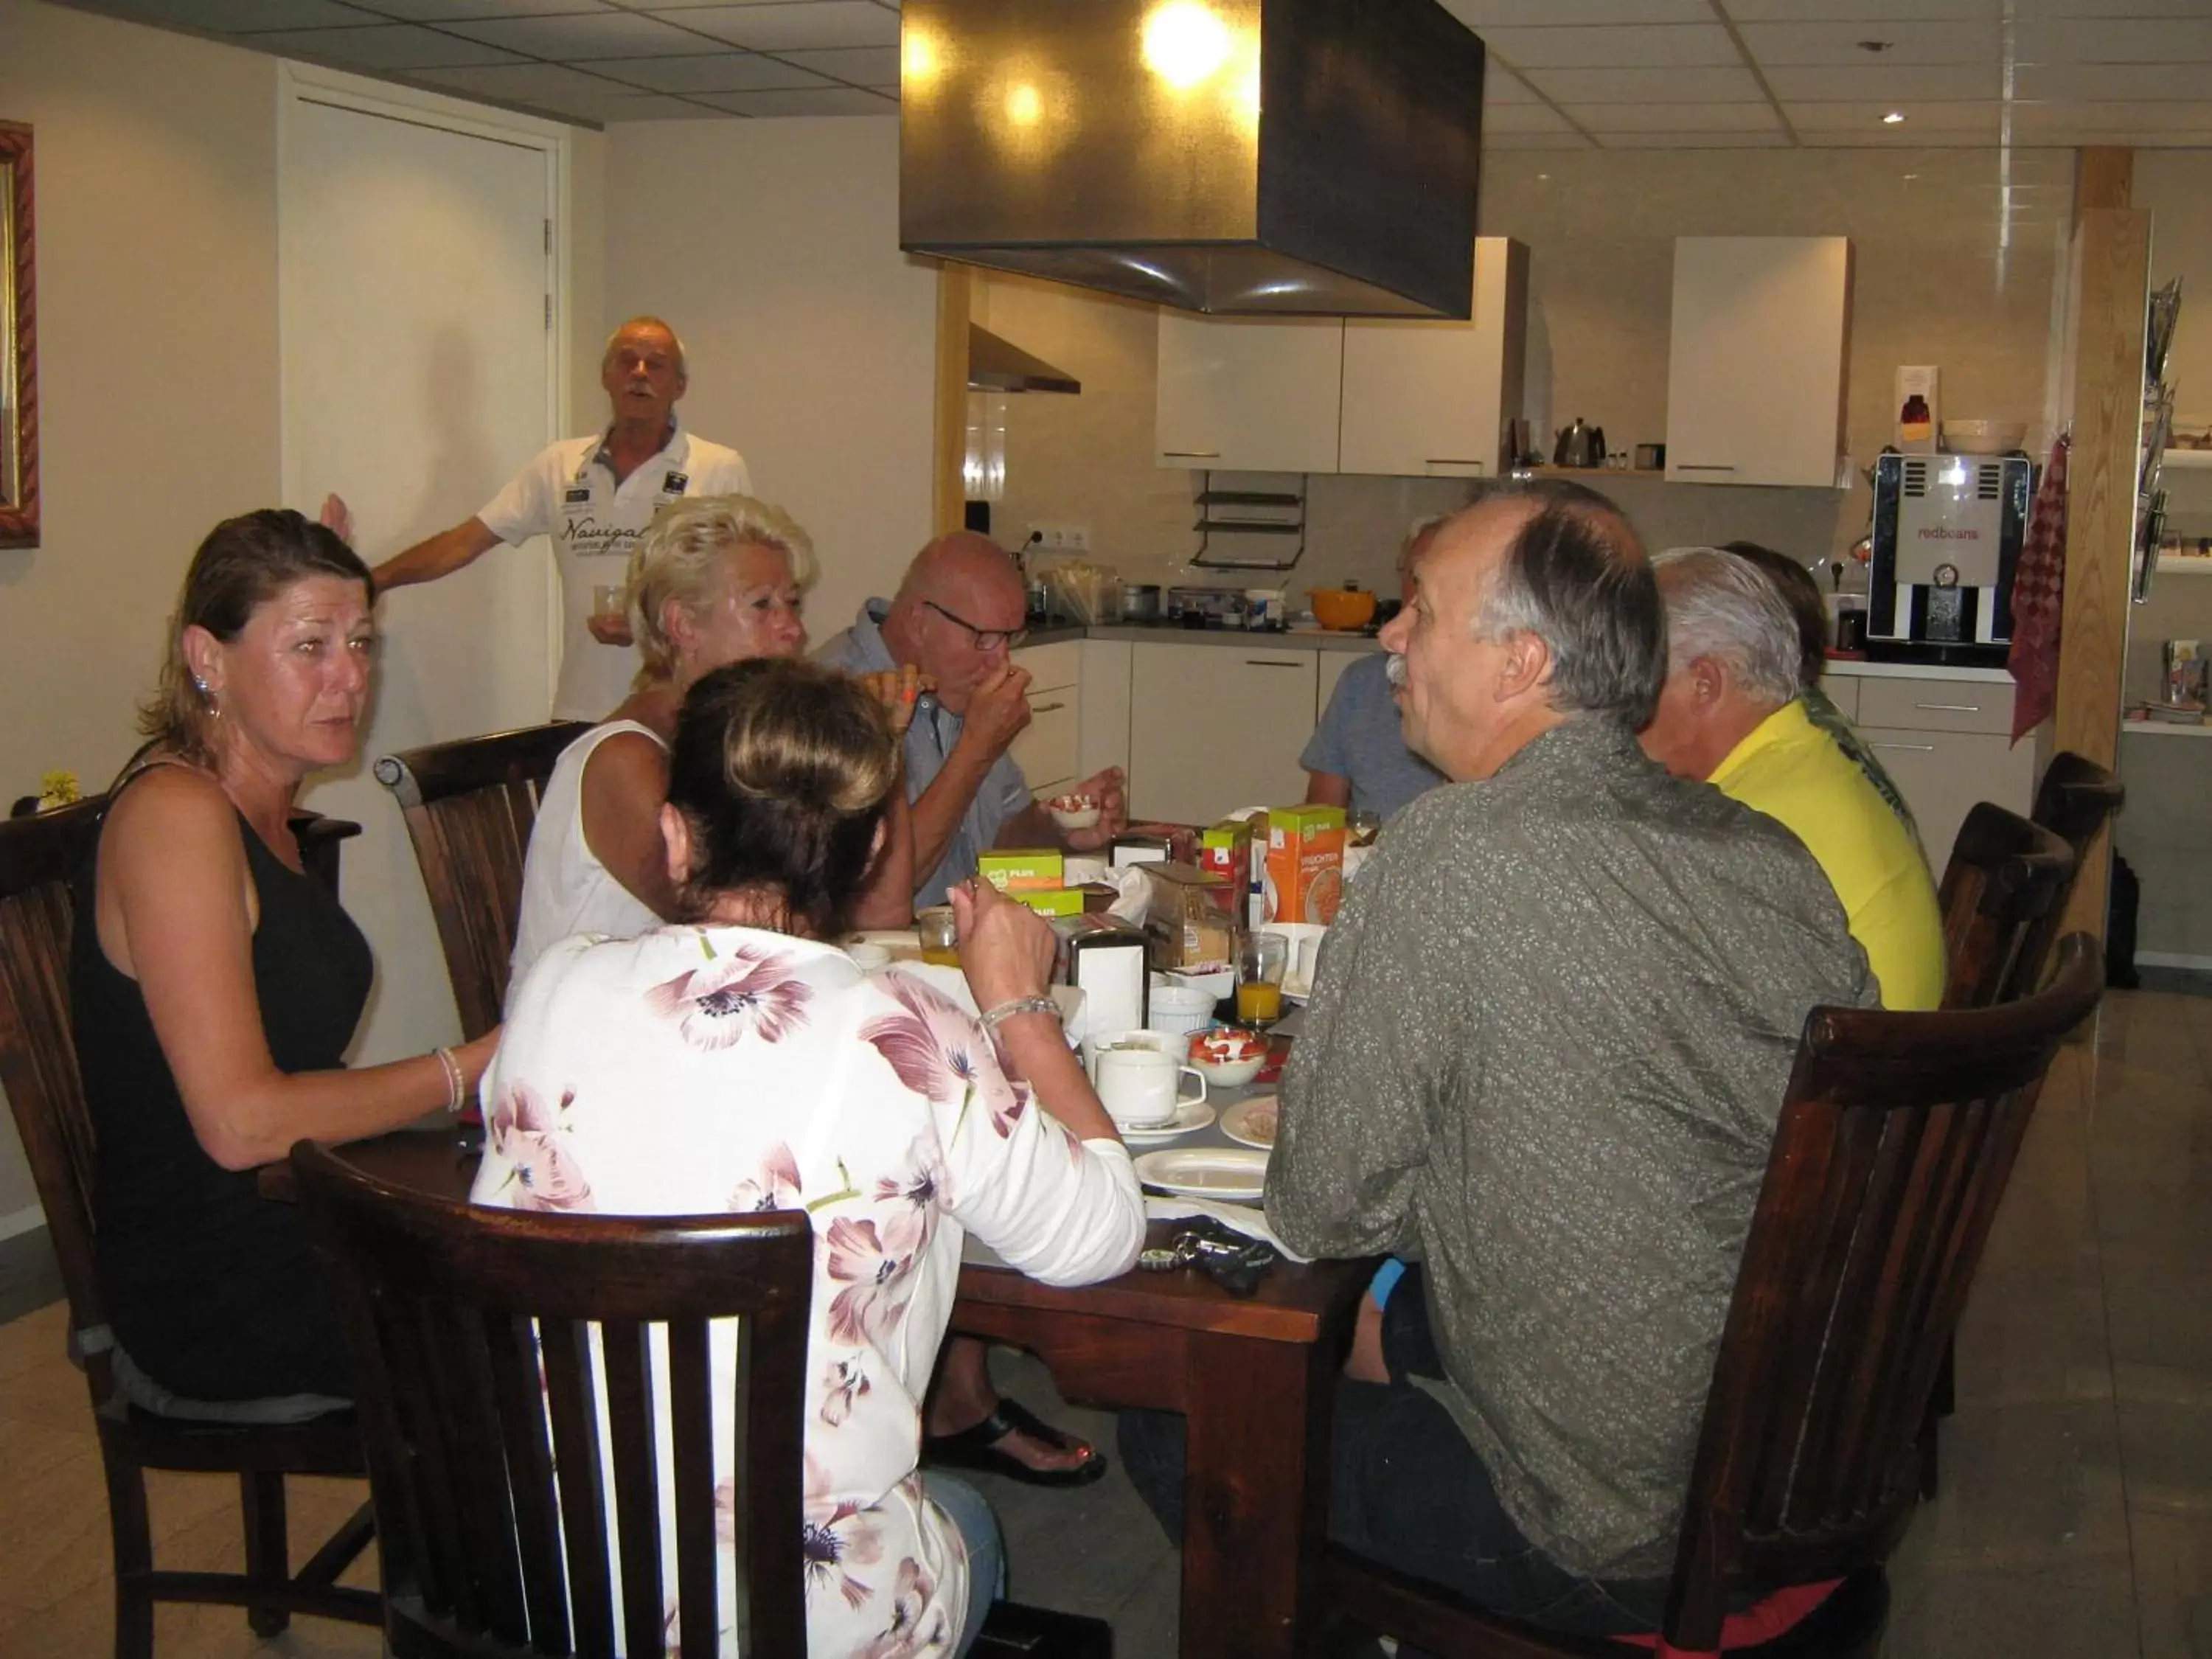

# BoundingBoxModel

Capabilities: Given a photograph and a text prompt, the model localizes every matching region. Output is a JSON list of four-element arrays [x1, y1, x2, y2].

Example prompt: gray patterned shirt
[[1265, 717, 1875, 1579]]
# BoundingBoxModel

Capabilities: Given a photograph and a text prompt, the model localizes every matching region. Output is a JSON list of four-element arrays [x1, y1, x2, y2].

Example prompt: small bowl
[[1147, 983, 1219, 1035], [1310, 586, 1378, 631], [1942, 420, 2028, 456], [1047, 793, 1102, 832], [845, 942, 891, 971], [1187, 1026, 1267, 1087]]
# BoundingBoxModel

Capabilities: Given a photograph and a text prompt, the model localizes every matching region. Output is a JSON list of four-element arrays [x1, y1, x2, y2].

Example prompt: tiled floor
[[0, 984, 2206, 1657]]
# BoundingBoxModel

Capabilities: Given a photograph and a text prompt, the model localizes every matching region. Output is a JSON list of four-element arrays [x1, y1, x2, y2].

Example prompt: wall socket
[[1026, 523, 1091, 552]]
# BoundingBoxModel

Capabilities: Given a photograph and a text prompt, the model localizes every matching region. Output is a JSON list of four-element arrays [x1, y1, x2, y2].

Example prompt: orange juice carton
[[978, 848, 1064, 893], [1013, 887, 1085, 918], [1265, 804, 1346, 925], [1198, 818, 1253, 891]]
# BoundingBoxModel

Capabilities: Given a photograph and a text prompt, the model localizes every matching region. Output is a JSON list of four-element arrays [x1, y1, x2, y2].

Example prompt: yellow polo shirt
[[1710, 699, 1946, 1010]]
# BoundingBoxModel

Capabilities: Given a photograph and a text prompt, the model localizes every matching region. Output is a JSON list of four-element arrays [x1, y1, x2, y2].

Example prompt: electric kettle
[[1553, 418, 1606, 469]]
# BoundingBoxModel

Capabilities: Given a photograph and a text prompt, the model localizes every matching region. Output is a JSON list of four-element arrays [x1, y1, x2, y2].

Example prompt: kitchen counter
[[1033, 622, 1385, 653], [1822, 656, 2016, 684]]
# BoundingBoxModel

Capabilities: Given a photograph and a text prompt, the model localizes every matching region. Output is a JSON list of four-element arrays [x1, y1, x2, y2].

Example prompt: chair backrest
[[292, 1141, 813, 1659], [1663, 933, 2103, 1651], [2019, 751, 2126, 990], [1935, 801, 2076, 1009], [374, 723, 588, 1040], [0, 797, 114, 1381]]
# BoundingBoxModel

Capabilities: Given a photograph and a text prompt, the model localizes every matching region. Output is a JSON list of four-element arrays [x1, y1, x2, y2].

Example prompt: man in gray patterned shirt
[[1265, 481, 1875, 1636]]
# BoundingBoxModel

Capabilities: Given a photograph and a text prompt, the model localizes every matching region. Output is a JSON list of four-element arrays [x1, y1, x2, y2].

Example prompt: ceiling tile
[[1482, 131, 1597, 150], [1483, 67, 1540, 104], [2008, 100, 2212, 132], [1441, 0, 1711, 24], [1476, 24, 1739, 69], [1479, 103, 1576, 133], [2013, 62, 2211, 101], [1784, 100, 2003, 134], [543, 88, 728, 120], [412, 58, 629, 97], [1598, 130, 1794, 148], [1735, 20, 1998, 66], [694, 85, 897, 115], [589, 49, 828, 91], [1520, 65, 1766, 104], [1570, 102, 1783, 133], [2009, 0, 2212, 15], [773, 44, 898, 85], [647, 1, 899, 49], [1761, 63, 1999, 101], [91, 0, 383, 32], [1723, 0, 1997, 15], [2014, 18, 2212, 63], [442, 10, 721, 55], [1795, 128, 1995, 147], [352, 0, 611, 18], [242, 21, 524, 63]]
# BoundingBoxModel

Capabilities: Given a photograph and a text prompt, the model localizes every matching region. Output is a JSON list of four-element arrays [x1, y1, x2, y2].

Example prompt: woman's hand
[[950, 877, 1057, 1012], [318, 494, 355, 546], [858, 664, 932, 737], [455, 1028, 501, 1100]]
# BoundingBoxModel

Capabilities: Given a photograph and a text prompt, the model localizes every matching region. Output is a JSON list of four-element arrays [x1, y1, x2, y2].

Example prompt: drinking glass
[[1235, 931, 1287, 1028], [917, 905, 960, 968]]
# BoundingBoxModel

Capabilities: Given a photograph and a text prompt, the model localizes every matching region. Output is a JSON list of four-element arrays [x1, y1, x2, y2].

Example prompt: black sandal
[[922, 1397, 1110, 1488]]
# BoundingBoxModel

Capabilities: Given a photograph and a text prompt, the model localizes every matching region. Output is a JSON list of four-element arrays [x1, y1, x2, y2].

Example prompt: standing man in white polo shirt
[[365, 316, 752, 720]]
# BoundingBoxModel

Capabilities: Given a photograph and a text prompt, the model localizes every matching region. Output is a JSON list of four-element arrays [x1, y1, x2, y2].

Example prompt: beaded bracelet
[[433, 1046, 465, 1116], [980, 995, 1063, 1033]]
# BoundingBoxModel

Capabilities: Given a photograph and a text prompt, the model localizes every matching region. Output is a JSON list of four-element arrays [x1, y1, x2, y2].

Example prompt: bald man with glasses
[[817, 532, 1127, 906]]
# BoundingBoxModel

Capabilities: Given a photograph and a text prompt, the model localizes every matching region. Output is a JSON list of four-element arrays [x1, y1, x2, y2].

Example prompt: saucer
[[1115, 1099, 1217, 1144]]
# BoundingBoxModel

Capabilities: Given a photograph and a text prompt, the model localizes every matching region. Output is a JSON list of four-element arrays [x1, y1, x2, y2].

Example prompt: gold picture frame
[[0, 120, 36, 550]]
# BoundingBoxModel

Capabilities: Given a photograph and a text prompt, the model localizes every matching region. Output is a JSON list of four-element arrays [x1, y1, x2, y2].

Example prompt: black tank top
[[72, 780, 373, 1399]]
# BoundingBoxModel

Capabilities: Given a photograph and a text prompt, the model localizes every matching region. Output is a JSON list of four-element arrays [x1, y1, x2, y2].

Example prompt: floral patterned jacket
[[473, 926, 1147, 1656]]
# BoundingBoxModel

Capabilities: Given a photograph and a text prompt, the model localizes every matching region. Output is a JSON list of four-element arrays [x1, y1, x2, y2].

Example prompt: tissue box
[[1139, 862, 1239, 973], [978, 848, 1064, 892], [1265, 804, 1346, 925]]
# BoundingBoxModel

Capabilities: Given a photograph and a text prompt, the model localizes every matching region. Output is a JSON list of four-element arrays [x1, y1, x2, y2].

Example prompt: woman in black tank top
[[73, 510, 500, 1404]]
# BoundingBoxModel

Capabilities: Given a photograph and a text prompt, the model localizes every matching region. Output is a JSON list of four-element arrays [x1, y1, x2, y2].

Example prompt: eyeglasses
[[923, 599, 1027, 655]]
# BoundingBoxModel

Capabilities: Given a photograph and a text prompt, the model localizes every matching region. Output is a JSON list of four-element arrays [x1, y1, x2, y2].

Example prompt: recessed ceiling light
[[1882, 111, 1907, 125]]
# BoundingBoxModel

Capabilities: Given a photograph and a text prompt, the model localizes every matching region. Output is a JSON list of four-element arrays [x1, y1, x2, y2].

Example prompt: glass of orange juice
[[917, 905, 960, 968], [1235, 931, 1287, 1027]]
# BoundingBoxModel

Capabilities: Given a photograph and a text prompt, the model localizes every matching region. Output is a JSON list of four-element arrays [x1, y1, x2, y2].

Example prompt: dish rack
[[1189, 471, 1307, 572]]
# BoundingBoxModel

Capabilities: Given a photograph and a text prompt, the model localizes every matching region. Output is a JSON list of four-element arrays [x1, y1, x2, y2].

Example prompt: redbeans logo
[[1916, 526, 1982, 539]]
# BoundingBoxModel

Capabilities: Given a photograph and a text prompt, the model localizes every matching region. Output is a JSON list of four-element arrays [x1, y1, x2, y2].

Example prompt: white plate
[[1116, 1099, 1217, 1144], [1133, 1147, 1270, 1202], [1220, 1095, 1279, 1151]]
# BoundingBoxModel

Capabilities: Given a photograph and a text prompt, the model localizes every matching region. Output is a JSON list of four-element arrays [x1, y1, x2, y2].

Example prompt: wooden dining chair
[[2019, 751, 2126, 990], [0, 798, 380, 1659], [1934, 801, 2076, 1010], [373, 721, 588, 1040], [1324, 935, 2105, 1659], [290, 1139, 813, 1658]]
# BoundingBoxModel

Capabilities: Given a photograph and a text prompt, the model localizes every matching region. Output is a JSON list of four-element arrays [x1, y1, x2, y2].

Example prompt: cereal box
[[978, 848, 1065, 893], [1265, 804, 1346, 925]]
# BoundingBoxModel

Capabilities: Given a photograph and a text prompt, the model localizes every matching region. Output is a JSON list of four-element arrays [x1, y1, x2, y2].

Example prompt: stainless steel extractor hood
[[968, 324, 1082, 394], [900, 0, 1486, 319]]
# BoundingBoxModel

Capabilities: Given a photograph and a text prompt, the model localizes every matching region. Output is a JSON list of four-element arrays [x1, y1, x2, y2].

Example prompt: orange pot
[[1309, 587, 1377, 630]]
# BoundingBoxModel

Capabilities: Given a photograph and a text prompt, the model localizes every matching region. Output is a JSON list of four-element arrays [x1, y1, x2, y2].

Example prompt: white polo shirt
[[477, 422, 751, 720]]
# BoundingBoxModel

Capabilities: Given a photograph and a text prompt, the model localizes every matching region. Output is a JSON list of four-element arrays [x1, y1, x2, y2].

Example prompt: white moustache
[[1385, 653, 1408, 689]]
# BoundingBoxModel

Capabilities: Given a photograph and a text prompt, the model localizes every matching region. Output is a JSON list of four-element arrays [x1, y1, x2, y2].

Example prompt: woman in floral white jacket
[[473, 655, 1147, 1658]]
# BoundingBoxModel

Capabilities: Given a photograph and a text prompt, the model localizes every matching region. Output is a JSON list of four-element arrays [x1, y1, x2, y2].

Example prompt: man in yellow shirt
[[1641, 546, 1945, 1009]]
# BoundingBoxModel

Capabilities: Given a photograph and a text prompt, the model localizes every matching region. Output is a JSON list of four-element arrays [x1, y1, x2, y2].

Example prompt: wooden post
[[2052, 202, 2149, 944], [932, 263, 973, 538]]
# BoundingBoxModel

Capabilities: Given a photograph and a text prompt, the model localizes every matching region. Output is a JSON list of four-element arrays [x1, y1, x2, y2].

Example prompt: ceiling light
[[1882, 111, 1907, 125]]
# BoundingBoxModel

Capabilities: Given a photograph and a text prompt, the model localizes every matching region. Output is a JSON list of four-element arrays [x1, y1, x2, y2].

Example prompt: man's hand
[[318, 494, 355, 546], [586, 613, 635, 646], [1062, 766, 1128, 851], [857, 664, 933, 737], [959, 662, 1034, 759]]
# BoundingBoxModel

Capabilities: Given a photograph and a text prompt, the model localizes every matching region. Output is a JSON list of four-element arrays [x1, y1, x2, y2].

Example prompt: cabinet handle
[[1425, 458, 1484, 468], [1912, 702, 1983, 714], [1868, 742, 1938, 753], [1029, 700, 1067, 714], [1674, 463, 1738, 472], [1162, 449, 1221, 459], [1244, 658, 1307, 669]]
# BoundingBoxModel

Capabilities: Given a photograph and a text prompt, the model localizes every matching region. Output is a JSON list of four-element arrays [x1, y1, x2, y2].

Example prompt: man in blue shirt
[[1302, 516, 1450, 822], [816, 531, 1126, 905]]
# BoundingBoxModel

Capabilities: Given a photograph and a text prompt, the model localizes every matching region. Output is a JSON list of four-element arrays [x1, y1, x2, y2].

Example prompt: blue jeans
[[923, 1471, 1004, 1657]]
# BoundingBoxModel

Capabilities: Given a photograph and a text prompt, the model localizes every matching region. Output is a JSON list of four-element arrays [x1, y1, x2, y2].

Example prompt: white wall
[[602, 117, 939, 638]]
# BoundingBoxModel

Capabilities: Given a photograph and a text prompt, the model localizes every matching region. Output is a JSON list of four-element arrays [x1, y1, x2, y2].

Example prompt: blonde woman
[[74, 509, 498, 1405], [508, 494, 917, 994]]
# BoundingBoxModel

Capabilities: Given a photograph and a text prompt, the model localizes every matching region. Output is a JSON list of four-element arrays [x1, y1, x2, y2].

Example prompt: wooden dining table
[[264, 1124, 1371, 1659]]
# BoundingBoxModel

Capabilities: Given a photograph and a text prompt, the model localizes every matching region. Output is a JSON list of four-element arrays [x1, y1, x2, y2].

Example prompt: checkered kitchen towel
[[2008, 432, 2071, 745]]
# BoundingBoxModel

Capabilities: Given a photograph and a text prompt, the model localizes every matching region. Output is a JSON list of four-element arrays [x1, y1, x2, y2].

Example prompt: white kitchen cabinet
[[1155, 313, 1344, 473], [1127, 643, 1318, 824], [1666, 237, 1851, 489], [1077, 639, 1133, 785], [1844, 672, 2034, 869], [1009, 640, 1082, 799], [1339, 237, 1528, 479]]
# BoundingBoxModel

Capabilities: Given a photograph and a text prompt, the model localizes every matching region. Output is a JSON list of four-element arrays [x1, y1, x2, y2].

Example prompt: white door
[[281, 74, 560, 1064]]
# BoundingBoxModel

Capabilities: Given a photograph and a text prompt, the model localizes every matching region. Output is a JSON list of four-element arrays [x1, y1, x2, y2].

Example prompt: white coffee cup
[[1086, 1028, 1176, 1077], [1094, 1046, 1207, 1130]]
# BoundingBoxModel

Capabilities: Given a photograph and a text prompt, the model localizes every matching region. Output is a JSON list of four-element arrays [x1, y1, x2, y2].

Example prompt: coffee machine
[[1866, 452, 2031, 667]]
